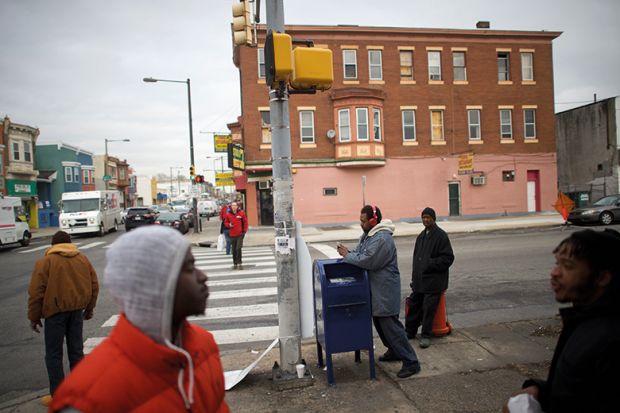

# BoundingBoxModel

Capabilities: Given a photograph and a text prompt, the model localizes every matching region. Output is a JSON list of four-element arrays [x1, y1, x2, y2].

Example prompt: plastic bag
[[217, 234, 225, 252], [507, 394, 543, 413]]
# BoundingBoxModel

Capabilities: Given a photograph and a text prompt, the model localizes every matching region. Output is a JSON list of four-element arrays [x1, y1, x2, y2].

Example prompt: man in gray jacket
[[337, 205, 420, 378]]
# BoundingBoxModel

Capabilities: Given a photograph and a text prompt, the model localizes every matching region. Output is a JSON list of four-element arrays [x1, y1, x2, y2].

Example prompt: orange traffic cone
[[431, 291, 452, 336]]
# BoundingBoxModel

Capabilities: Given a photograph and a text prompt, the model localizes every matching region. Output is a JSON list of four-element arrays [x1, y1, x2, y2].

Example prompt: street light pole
[[143, 77, 199, 233]]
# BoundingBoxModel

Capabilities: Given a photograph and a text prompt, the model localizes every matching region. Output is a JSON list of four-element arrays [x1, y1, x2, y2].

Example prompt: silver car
[[568, 195, 620, 225]]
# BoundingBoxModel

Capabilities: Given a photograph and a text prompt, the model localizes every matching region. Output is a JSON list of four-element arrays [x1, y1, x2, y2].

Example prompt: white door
[[527, 181, 536, 212]]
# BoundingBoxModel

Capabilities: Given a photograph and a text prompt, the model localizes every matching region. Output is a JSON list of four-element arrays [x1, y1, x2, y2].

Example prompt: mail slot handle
[[327, 301, 366, 309]]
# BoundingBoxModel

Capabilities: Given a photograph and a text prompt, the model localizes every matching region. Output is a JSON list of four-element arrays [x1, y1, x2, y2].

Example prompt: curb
[[0, 390, 46, 411]]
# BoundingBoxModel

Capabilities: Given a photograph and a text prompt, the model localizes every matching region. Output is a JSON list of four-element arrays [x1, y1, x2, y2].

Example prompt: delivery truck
[[59, 190, 122, 236], [0, 195, 31, 247]]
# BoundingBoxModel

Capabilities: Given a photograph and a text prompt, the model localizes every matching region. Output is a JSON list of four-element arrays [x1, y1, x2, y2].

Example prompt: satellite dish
[[326, 129, 336, 139]]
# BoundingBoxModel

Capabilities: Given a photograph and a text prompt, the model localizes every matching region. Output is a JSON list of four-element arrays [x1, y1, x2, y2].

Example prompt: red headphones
[[368, 206, 378, 227]]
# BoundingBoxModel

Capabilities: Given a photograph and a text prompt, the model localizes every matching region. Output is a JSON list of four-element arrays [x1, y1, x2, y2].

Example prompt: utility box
[[313, 259, 376, 385]]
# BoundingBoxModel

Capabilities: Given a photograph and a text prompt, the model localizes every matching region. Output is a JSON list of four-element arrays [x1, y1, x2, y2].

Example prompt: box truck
[[59, 191, 122, 236], [0, 195, 31, 247]]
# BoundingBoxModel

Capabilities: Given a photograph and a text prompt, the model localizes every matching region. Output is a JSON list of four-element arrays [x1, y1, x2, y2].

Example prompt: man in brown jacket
[[27, 230, 99, 403]]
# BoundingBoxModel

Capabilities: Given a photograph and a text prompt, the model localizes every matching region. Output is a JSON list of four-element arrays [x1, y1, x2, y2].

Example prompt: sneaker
[[419, 337, 431, 348], [378, 350, 401, 362], [41, 395, 52, 406], [237, 264, 243, 270], [397, 363, 421, 378]]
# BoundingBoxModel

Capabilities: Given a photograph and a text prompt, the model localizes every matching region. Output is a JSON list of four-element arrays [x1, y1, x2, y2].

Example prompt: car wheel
[[98, 224, 105, 237], [19, 231, 31, 247], [599, 211, 614, 225]]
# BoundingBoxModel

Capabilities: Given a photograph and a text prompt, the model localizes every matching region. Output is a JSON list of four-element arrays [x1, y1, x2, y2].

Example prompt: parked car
[[176, 206, 195, 228], [154, 212, 190, 234], [197, 199, 218, 218], [151, 204, 172, 213], [567, 194, 620, 225], [124, 207, 159, 231], [170, 199, 190, 212]]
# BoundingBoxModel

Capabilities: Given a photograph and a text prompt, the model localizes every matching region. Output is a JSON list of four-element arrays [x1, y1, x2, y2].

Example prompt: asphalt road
[[0, 222, 618, 403]]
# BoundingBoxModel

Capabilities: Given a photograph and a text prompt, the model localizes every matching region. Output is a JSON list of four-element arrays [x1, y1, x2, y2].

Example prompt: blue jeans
[[373, 315, 419, 366], [44, 310, 85, 394], [223, 229, 231, 255]]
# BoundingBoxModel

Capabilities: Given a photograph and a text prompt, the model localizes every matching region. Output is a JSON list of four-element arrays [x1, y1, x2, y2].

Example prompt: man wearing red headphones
[[337, 205, 421, 379]]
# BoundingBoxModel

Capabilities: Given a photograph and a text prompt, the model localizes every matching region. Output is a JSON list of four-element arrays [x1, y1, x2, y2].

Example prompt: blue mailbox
[[313, 258, 376, 385]]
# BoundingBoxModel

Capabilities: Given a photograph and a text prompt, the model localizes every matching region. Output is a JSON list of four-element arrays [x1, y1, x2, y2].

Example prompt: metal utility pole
[[266, 0, 301, 377]]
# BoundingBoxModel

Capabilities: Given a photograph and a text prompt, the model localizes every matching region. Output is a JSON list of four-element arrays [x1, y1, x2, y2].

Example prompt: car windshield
[[128, 208, 150, 215], [592, 196, 619, 207], [158, 212, 182, 220], [63, 199, 99, 213]]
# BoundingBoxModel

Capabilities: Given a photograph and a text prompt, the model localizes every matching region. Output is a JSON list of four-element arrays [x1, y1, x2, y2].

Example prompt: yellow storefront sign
[[458, 152, 474, 174], [215, 172, 234, 187], [214, 134, 232, 153]]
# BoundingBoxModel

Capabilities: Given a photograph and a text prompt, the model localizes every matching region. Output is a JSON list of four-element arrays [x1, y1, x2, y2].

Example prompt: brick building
[[232, 24, 561, 225]]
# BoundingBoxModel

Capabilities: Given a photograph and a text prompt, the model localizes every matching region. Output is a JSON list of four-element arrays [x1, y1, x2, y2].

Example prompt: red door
[[527, 170, 541, 212]]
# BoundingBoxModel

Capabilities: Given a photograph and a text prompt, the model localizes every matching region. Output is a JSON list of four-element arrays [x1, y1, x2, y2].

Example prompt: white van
[[0, 196, 31, 247], [59, 191, 122, 236]]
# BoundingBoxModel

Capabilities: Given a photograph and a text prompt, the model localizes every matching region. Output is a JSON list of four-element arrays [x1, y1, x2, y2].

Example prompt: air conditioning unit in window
[[258, 181, 270, 190], [471, 175, 486, 186], [430, 74, 441, 80]]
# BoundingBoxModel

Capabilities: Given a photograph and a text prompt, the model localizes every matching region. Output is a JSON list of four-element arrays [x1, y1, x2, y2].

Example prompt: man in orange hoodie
[[27, 230, 99, 404]]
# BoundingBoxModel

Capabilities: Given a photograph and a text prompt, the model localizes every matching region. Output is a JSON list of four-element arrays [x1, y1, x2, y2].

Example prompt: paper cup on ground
[[296, 364, 305, 378]]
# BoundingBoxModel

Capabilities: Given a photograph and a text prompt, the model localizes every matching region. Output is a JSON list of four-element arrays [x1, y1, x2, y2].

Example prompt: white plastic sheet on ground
[[224, 338, 279, 391]]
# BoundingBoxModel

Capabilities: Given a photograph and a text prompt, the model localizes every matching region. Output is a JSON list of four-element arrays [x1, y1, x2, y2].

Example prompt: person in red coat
[[50, 226, 229, 413], [223, 201, 248, 270], [219, 204, 231, 255]]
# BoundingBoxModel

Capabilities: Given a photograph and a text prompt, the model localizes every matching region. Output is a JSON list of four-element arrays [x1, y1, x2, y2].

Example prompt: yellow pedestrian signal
[[264, 30, 293, 87], [232, 0, 253, 46], [189, 165, 195, 177], [290, 47, 334, 91]]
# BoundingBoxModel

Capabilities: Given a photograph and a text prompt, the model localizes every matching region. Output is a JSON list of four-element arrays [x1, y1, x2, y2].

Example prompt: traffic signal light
[[194, 175, 205, 184], [232, 0, 253, 46], [264, 29, 293, 88], [189, 165, 195, 177]]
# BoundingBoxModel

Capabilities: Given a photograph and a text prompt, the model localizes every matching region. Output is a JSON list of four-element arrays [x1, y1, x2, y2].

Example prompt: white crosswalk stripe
[[79, 241, 107, 250], [86, 245, 280, 353], [18, 241, 84, 254]]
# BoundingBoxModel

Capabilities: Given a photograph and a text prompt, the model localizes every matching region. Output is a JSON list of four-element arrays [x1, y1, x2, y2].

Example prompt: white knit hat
[[104, 225, 189, 344]]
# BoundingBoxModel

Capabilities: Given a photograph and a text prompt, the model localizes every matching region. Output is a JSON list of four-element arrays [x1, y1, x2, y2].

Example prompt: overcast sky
[[1, 0, 618, 181]]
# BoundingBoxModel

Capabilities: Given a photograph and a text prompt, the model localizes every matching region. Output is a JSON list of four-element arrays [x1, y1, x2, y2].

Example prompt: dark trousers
[[373, 315, 419, 366], [44, 310, 85, 394], [405, 291, 442, 338], [223, 229, 232, 255], [231, 234, 244, 265]]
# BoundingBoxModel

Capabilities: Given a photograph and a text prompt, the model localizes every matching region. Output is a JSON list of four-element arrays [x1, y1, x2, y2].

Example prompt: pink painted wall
[[292, 153, 557, 225]]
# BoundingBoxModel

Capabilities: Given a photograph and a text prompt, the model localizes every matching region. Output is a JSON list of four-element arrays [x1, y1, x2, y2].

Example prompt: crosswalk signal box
[[264, 30, 293, 88], [290, 47, 334, 91]]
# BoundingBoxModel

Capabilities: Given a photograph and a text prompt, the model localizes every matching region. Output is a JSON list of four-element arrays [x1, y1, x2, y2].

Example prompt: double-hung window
[[402, 110, 416, 141], [338, 109, 351, 142], [64, 167, 73, 183], [468, 110, 481, 140], [400, 50, 413, 80], [23, 142, 31, 162], [500, 110, 513, 139], [430, 110, 444, 141], [521, 52, 534, 81], [356, 108, 369, 141], [343, 49, 357, 80], [498, 52, 510, 81], [257, 48, 265, 79], [74, 167, 80, 183], [524, 109, 536, 139], [368, 50, 383, 80], [83, 170, 89, 184], [372, 108, 381, 141], [428, 51, 442, 80], [299, 111, 315, 144], [12, 142, 20, 161], [260, 110, 271, 144], [453, 52, 467, 81]]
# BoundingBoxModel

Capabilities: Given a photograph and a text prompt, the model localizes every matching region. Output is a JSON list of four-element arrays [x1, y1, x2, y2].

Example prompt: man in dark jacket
[[503, 229, 620, 413], [337, 205, 421, 378], [405, 207, 454, 348]]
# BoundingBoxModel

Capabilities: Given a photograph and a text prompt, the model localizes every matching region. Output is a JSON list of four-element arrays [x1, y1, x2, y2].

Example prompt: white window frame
[[83, 170, 89, 184], [356, 108, 369, 141], [257, 48, 265, 79], [260, 110, 271, 144], [521, 52, 534, 81], [372, 108, 382, 141], [12, 142, 20, 161], [64, 166, 73, 183], [453, 52, 467, 81], [338, 109, 351, 142], [498, 52, 510, 81], [430, 110, 445, 141], [73, 167, 80, 183], [343, 49, 357, 80], [500, 109, 513, 139], [428, 51, 442, 80], [368, 50, 383, 80], [402, 110, 416, 141], [400, 50, 414, 80], [468, 109, 481, 140], [23, 142, 31, 162], [299, 110, 315, 144], [524, 109, 537, 139]]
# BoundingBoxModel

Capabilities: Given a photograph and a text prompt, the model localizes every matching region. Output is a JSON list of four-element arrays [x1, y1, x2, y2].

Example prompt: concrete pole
[[186, 79, 199, 233], [104, 139, 109, 191], [266, 0, 301, 376]]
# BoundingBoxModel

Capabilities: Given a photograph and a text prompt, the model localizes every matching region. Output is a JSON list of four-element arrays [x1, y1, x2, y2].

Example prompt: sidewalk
[[0, 316, 560, 412]]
